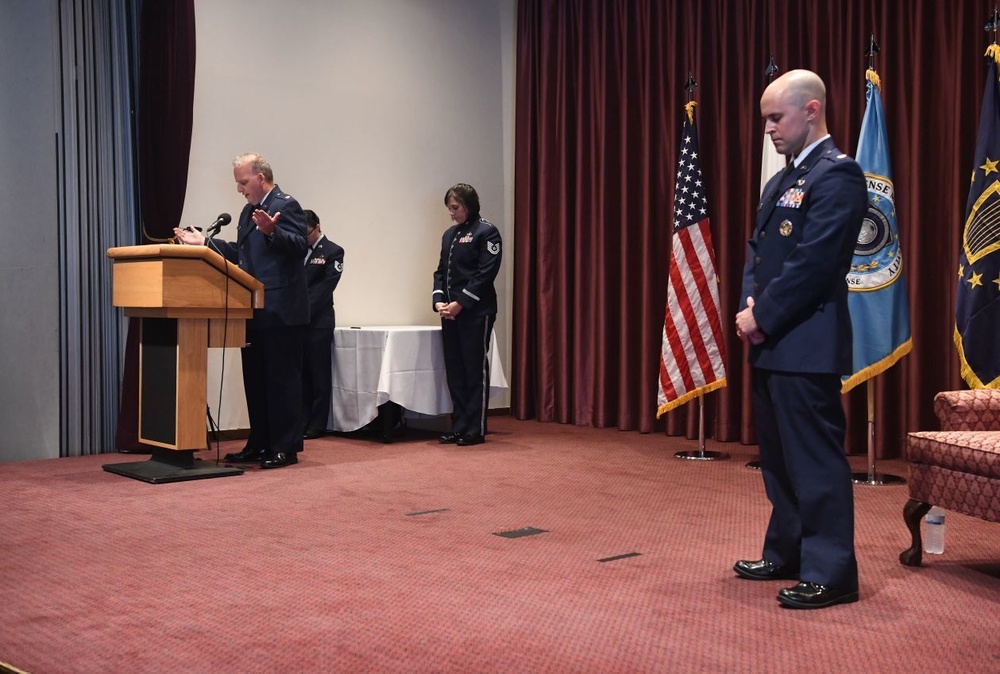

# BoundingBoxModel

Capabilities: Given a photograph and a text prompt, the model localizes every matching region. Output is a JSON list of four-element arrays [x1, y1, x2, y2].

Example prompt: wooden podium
[[103, 244, 263, 483]]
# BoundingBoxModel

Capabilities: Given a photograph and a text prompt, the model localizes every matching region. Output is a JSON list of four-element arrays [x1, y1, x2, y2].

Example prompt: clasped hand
[[435, 301, 463, 320], [735, 296, 765, 345]]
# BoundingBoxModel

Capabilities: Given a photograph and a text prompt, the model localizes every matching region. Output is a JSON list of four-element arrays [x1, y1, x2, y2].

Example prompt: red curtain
[[115, 0, 196, 451], [513, 0, 994, 457], [137, 0, 196, 242]]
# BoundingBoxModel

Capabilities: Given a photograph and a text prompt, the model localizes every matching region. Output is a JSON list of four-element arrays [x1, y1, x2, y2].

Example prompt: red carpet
[[1, 417, 998, 672]]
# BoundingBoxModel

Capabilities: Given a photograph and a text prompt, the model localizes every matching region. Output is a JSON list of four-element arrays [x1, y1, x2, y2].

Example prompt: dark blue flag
[[956, 46, 1000, 388]]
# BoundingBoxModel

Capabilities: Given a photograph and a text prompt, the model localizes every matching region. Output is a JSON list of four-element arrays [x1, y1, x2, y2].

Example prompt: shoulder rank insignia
[[487, 241, 501, 255], [779, 220, 793, 236]]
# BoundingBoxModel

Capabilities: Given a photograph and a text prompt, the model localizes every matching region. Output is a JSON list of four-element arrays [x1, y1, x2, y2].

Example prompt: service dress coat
[[740, 137, 867, 591], [213, 185, 310, 456]]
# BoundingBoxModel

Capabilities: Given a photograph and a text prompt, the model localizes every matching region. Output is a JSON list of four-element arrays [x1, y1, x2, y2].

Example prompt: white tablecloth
[[330, 325, 508, 432]]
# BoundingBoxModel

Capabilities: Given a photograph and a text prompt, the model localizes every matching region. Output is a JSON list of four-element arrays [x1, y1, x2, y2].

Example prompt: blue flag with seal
[[842, 69, 912, 393], [956, 45, 1000, 389]]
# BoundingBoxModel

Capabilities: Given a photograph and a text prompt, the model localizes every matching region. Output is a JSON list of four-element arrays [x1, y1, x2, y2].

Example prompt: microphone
[[206, 212, 232, 237]]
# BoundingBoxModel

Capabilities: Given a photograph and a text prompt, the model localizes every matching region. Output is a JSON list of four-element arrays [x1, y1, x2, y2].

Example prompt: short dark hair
[[444, 183, 480, 221], [304, 209, 320, 229]]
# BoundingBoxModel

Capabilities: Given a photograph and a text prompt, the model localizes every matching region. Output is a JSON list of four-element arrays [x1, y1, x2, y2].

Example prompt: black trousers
[[302, 327, 333, 433], [752, 368, 858, 591], [242, 324, 305, 456], [441, 313, 495, 437]]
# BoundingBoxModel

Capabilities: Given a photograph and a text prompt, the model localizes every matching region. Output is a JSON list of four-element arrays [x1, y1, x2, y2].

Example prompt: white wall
[[0, 0, 517, 458], [0, 1, 60, 462], [185, 0, 516, 426]]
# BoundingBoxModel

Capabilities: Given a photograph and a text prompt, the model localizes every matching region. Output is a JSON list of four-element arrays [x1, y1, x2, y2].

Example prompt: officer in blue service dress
[[301, 209, 345, 439], [174, 152, 309, 469], [733, 70, 867, 609], [432, 183, 502, 446]]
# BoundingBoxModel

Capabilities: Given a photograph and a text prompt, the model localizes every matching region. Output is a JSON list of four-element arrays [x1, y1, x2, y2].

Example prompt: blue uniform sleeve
[[265, 195, 308, 259]]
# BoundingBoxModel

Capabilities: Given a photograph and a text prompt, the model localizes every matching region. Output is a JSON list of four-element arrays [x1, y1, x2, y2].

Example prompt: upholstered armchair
[[900, 389, 1000, 566]]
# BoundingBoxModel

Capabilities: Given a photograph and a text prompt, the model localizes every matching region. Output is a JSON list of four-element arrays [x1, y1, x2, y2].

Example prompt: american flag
[[657, 102, 727, 416]]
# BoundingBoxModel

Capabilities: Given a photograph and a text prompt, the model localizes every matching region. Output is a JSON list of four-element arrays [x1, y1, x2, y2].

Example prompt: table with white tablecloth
[[329, 325, 508, 433]]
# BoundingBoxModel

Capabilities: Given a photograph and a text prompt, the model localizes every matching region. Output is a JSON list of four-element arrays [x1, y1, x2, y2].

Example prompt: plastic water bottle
[[924, 506, 945, 554]]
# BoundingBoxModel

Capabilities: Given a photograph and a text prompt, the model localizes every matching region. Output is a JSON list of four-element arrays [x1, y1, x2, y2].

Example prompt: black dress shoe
[[733, 559, 799, 581], [224, 447, 264, 463], [777, 582, 859, 609], [457, 434, 484, 446], [439, 433, 461, 444], [260, 452, 299, 469], [302, 429, 325, 440]]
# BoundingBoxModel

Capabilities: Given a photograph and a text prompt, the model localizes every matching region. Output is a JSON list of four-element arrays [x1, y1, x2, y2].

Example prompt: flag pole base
[[851, 471, 905, 486], [675, 450, 729, 461]]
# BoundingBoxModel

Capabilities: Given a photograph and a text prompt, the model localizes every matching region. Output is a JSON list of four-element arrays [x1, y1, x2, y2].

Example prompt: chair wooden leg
[[900, 498, 932, 567]]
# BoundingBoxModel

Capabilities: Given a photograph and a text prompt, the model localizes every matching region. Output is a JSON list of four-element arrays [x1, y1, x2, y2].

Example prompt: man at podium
[[174, 152, 309, 469]]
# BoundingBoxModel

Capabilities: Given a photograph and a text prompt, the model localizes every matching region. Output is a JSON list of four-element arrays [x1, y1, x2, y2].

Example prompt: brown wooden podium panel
[[112, 259, 254, 316], [108, 244, 263, 314], [138, 317, 208, 450], [208, 318, 247, 348], [105, 245, 263, 482], [120, 313, 247, 346]]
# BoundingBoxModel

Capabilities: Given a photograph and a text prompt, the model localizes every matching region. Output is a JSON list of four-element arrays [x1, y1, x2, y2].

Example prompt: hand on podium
[[173, 227, 206, 246]]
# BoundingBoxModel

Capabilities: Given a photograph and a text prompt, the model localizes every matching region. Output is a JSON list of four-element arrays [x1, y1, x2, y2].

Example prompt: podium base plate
[[103, 450, 243, 484]]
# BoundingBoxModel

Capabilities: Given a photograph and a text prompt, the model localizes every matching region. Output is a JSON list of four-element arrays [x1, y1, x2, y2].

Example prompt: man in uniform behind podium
[[174, 152, 308, 469], [301, 209, 345, 439]]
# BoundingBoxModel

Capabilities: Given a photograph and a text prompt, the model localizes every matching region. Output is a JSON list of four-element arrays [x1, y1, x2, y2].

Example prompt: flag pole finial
[[984, 9, 1000, 63], [865, 35, 882, 88], [683, 73, 698, 123], [764, 55, 778, 83], [865, 35, 880, 70], [684, 71, 698, 103], [985, 7, 1000, 44]]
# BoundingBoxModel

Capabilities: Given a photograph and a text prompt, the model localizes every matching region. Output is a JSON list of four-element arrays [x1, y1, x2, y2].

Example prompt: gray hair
[[233, 152, 273, 182]]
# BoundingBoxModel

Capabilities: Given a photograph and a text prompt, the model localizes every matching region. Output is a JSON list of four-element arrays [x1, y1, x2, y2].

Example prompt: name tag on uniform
[[777, 188, 805, 208]]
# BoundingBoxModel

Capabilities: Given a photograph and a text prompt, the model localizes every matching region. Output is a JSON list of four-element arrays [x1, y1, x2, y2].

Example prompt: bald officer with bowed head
[[733, 70, 867, 609]]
